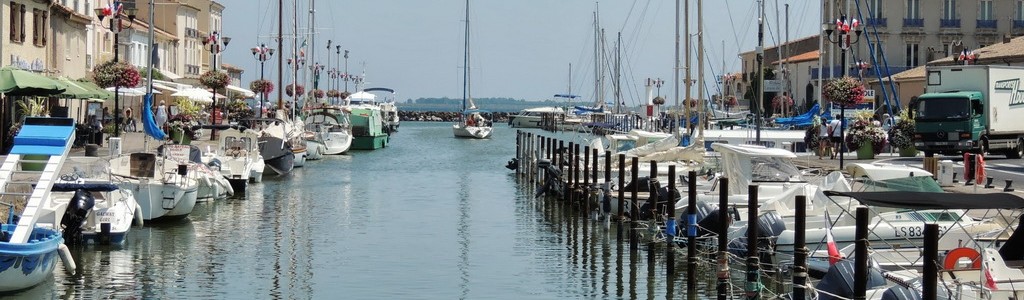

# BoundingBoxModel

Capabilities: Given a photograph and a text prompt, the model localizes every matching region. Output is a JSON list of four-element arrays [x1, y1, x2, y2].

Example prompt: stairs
[[2, 117, 75, 244]]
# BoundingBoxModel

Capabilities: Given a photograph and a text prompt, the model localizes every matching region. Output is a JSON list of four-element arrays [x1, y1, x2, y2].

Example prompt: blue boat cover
[[51, 183, 118, 192], [142, 93, 167, 140], [773, 103, 822, 127], [10, 123, 74, 156]]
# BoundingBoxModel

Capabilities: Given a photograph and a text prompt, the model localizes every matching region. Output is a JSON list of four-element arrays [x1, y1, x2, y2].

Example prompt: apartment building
[[4, 0, 54, 73], [50, 0, 92, 79]]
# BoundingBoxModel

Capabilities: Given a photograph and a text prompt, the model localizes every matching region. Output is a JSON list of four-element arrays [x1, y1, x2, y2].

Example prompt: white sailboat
[[452, 0, 492, 139]]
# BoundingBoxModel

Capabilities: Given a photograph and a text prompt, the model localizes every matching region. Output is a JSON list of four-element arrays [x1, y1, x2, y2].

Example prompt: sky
[[220, 0, 823, 104]]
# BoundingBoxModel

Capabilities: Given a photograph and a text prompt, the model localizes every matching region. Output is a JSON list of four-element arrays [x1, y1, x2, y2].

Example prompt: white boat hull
[[128, 181, 199, 221], [304, 139, 325, 160], [321, 132, 352, 155], [453, 124, 492, 139]]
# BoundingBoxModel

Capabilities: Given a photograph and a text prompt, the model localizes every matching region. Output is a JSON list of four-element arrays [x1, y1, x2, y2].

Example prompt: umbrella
[[106, 86, 160, 96], [0, 66, 65, 96], [76, 80, 113, 100], [55, 77, 101, 99], [171, 87, 215, 104]]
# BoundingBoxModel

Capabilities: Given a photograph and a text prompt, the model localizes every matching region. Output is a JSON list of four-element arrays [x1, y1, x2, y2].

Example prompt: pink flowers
[[823, 76, 865, 107], [200, 71, 230, 89], [93, 61, 141, 88], [249, 79, 274, 97], [308, 89, 325, 99], [285, 84, 305, 97]]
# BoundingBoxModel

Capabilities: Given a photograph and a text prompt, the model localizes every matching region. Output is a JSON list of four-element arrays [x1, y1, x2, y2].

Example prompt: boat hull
[[321, 132, 352, 155], [0, 225, 62, 292], [129, 181, 199, 222], [259, 136, 294, 175], [453, 124, 492, 139], [351, 135, 388, 150]]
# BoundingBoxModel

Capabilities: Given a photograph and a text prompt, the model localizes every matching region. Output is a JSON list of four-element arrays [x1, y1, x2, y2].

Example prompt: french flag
[[825, 210, 842, 265]]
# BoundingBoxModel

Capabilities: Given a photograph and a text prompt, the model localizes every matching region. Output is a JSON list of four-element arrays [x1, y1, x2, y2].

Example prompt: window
[[943, 0, 957, 20], [9, 2, 25, 43], [942, 43, 950, 57], [980, 0, 993, 21], [906, 0, 920, 19], [872, 42, 885, 62], [906, 43, 920, 67], [32, 9, 47, 47], [868, 0, 883, 19]]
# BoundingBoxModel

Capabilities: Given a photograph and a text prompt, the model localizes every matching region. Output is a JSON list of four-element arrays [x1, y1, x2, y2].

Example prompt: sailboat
[[452, 0, 493, 139]]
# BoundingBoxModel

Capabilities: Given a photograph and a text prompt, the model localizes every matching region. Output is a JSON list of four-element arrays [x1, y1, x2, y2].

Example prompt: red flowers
[[93, 60, 140, 88], [249, 79, 274, 96], [285, 84, 305, 97], [822, 76, 865, 108], [200, 71, 230, 89]]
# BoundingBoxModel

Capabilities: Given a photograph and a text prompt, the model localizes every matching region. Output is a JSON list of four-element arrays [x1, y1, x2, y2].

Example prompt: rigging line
[[617, 0, 643, 34]]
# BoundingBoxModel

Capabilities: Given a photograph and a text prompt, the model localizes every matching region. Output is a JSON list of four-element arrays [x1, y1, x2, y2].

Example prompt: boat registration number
[[97, 212, 117, 224], [893, 225, 948, 238]]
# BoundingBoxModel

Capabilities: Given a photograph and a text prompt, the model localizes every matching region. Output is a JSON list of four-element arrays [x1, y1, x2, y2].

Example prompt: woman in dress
[[155, 100, 168, 131]]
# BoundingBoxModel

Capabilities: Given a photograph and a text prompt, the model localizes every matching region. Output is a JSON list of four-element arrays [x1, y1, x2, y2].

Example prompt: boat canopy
[[520, 106, 564, 114], [823, 191, 1024, 209], [363, 87, 395, 94], [347, 91, 376, 104], [845, 163, 933, 181], [462, 109, 491, 115], [554, 94, 579, 99]]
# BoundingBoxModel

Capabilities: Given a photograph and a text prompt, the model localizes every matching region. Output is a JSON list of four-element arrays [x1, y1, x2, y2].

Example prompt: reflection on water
[[4, 123, 705, 299]]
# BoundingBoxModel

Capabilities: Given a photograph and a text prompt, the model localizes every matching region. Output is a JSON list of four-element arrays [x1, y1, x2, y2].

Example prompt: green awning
[[54, 77, 98, 99], [74, 80, 113, 101], [0, 66, 65, 96]]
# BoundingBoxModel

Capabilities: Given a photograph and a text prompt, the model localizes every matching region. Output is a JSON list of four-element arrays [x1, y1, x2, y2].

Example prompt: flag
[[825, 211, 842, 265], [300, 39, 307, 48]]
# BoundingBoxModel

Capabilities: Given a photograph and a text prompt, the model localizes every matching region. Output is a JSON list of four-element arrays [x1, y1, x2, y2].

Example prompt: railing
[[866, 18, 887, 27], [903, 18, 924, 27], [940, 19, 961, 28], [977, 19, 997, 29]]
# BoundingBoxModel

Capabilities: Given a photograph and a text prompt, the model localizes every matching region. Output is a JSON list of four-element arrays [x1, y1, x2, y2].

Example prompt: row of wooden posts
[[514, 130, 944, 300]]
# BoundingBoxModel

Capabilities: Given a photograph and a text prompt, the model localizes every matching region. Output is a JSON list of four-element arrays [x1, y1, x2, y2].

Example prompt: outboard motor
[[505, 157, 519, 170], [207, 158, 222, 172], [623, 176, 653, 193], [677, 200, 721, 241], [535, 159, 564, 198], [726, 211, 787, 268], [60, 189, 96, 245], [814, 255, 887, 300]]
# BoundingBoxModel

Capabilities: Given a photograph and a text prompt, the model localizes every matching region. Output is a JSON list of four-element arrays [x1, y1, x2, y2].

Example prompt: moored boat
[[305, 105, 353, 155], [109, 153, 199, 221], [347, 92, 389, 150]]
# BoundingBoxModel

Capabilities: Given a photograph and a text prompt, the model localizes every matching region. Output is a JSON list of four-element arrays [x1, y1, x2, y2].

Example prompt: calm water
[[9, 122, 717, 299]]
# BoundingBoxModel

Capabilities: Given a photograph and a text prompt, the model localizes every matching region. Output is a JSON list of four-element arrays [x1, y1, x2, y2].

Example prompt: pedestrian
[[155, 100, 168, 130], [828, 114, 842, 159], [124, 107, 137, 132], [818, 116, 831, 160]]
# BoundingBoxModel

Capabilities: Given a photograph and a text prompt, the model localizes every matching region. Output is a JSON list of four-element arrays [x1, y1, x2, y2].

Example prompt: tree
[[744, 67, 777, 119]]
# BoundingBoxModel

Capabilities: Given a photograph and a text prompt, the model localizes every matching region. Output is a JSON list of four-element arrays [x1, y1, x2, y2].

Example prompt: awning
[[151, 82, 179, 93], [106, 86, 161, 96], [75, 80, 114, 100], [225, 85, 255, 98], [54, 77, 99, 99], [158, 69, 182, 80]]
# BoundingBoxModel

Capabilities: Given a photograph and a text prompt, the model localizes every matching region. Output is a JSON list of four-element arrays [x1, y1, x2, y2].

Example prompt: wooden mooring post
[[717, 177, 730, 300], [923, 223, 938, 300], [630, 157, 639, 254], [617, 154, 626, 239], [792, 195, 808, 300], [686, 170, 698, 297], [854, 206, 868, 300], [573, 143, 581, 206], [666, 165, 677, 276], [584, 146, 590, 214], [647, 161, 659, 265], [515, 131, 522, 179], [746, 185, 760, 300]]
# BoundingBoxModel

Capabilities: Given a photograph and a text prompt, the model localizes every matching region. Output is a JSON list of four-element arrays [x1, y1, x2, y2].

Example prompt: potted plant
[[249, 79, 274, 97], [804, 120, 823, 156], [845, 112, 888, 159], [822, 76, 866, 108], [308, 89, 325, 99], [93, 60, 141, 88], [285, 84, 305, 97], [200, 70, 230, 90], [889, 110, 917, 157], [167, 98, 202, 144], [226, 100, 254, 123]]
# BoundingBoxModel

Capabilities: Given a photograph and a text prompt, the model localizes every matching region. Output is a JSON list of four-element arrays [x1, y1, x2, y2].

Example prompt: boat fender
[[134, 205, 144, 227], [943, 247, 982, 269], [58, 244, 77, 275]]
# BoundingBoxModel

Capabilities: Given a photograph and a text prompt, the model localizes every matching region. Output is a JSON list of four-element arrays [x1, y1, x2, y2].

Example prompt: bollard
[[792, 195, 808, 300], [745, 185, 760, 299], [618, 153, 626, 233], [1006, 179, 1015, 192], [687, 170, 698, 295], [717, 177, 730, 300], [604, 150, 612, 184], [666, 165, 677, 276], [592, 148, 598, 184], [923, 223, 939, 300], [515, 131, 522, 178], [647, 161, 659, 265], [985, 176, 995, 189], [854, 206, 869, 300]]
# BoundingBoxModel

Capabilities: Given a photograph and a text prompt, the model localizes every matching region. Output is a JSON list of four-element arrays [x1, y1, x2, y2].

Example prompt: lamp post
[[325, 40, 332, 93], [202, 31, 230, 140], [335, 46, 341, 99], [95, 4, 138, 138], [824, 14, 862, 170], [311, 63, 324, 102], [343, 49, 350, 93], [287, 54, 306, 115], [251, 44, 274, 118]]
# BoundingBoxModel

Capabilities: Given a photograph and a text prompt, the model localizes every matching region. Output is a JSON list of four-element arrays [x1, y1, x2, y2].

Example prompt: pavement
[[68, 130, 219, 158]]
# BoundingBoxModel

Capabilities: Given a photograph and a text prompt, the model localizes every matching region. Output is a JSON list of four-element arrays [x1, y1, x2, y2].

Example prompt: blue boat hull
[[0, 225, 63, 293]]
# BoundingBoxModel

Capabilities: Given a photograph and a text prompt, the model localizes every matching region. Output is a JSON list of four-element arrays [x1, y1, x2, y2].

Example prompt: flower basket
[[653, 96, 666, 105], [285, 84, 305, 97], [856, 142, 875, 159], [725, 96, 738, 106], [200, 70, 230, 89], [308, 89, 325, 99], [169, 127, 192, 145], [888, 110, 915, 153], [249, 79, 274, 97], [93, 60, 141, 88], [327, 89, 341, 99], [845, 116, 888, 155], [822, 76, 866, 107], [898, 147, 918, 157]]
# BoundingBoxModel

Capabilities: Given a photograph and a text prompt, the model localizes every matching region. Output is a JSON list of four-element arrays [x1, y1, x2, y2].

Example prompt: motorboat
[[363, 87, 400, 135], [51, 173, 142, 245], [508, 106, 564, 128], [304, 105, 353, 155], [346, 91, 391, 149], [246, 118, 295, 175], [108, 153, 199, 221], [200, 125, 265, 194]]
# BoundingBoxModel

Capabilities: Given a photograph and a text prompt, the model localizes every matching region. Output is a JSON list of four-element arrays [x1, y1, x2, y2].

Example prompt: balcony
[[1015, 20, 1024, 29], [940, 19, 961, 28], [977, 19, 997, 29], [903, 18, 924, 28], [866, 18, 887, 27]]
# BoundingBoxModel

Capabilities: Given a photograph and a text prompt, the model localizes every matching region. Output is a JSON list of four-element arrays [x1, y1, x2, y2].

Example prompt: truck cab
[[912, 91, 985, 156]]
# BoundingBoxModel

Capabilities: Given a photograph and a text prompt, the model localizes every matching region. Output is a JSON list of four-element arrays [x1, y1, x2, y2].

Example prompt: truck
[[912, 65, 1024, 158]]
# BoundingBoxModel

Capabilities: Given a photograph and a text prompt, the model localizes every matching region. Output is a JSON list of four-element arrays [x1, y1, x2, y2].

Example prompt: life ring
[[944, 247, 982, 269]]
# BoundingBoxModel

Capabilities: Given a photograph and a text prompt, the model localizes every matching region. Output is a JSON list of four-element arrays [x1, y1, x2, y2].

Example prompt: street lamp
[[824, 15, 862, 170], [202, 31, 230, 140], [95, 4, 138, 138], [343, 49, 350, 92], [251, 44, 274, 118]]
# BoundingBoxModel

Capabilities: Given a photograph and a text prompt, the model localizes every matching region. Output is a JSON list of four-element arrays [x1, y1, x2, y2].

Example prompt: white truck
[[912, 65, 1024, 158]]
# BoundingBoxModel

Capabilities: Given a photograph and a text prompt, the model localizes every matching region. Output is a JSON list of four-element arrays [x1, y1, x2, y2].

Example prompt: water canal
[[10, 122, 727, 299]]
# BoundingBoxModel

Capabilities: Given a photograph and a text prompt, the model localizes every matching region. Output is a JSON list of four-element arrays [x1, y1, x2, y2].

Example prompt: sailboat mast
[[756, 0, 765, 142], [292, 0, 300, 119], [568, 63, 572, 98], [673, 0, 680, 135], [462, 0, 470, 112], [697, 0, 704, 137], [593, 9, 599, 109], [277, 0, 284, 110], [615, 32, 621, 115], [308, 0, 316, 105], [684, 0, 691, 134]]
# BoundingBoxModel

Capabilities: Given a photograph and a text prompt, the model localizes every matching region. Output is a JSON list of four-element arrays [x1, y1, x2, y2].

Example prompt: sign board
[[164, 145, 192, 163], [864, 89, 876, 102], [763, 80, 783, 92]]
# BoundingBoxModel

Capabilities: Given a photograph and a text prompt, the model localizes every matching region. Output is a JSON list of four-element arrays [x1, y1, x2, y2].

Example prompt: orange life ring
[[944, 247, 982, 269]]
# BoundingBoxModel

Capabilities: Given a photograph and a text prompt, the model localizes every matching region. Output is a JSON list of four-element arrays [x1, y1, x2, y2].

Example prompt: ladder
[[2, 117, 75, 244]]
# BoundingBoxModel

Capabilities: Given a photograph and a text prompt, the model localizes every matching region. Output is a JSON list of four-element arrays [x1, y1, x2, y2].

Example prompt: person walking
[[155, 101, 168, 131], [124, 107, 136, 132], [828, 114, 842, 159], [818, 117, 831, 159]]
